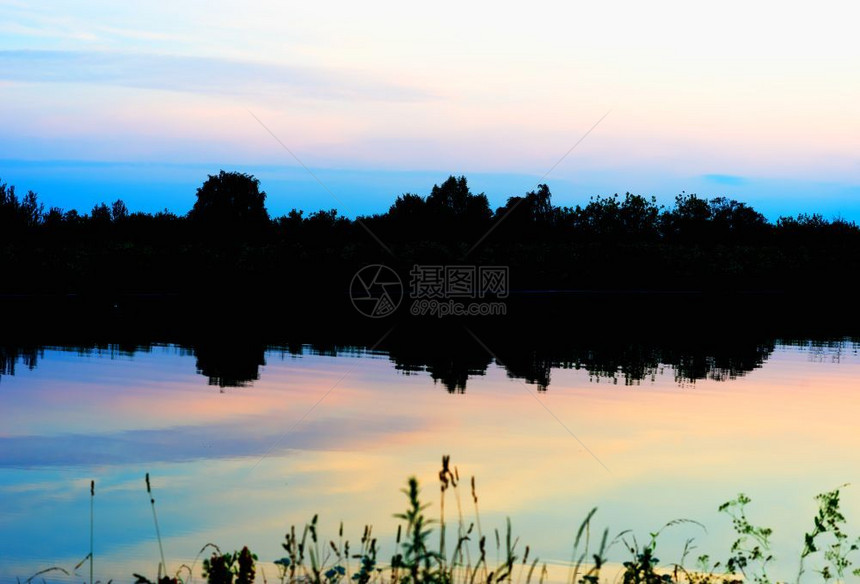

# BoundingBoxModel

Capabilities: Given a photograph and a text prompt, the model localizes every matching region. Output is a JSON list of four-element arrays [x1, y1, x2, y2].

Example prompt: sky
[[1, 0, 858, 220]]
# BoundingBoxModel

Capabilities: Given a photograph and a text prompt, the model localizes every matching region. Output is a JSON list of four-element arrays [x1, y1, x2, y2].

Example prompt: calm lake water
[[2, 336, 860, 583]]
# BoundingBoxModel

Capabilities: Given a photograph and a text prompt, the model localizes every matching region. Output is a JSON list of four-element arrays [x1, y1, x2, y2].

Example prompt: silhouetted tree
[[707, 197, 768, 243], [389, 193, 426, 218], [111, 199, 129, 222], [188, 170, 269, 229], [617, 193, 662, 241], [0, 181, 43, 237], [492, 184, 555, 241], [91, 202, 112, 225], [426, 176, 492, 231], [42, 206, 65, 228], [427, 176, 471, 216], [193, 339, 266, 389], [661, 192, 712, 242]]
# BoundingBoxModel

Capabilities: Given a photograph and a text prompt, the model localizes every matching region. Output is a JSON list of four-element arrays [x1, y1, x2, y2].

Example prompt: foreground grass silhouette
[[20, 457, 860, 584]]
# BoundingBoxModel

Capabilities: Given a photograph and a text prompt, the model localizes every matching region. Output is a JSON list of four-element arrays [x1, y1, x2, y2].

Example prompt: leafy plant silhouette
[[393, 476, 445, 584], [796, 486, 860, 583], [718, 494, 774, 583], [202, 546, 257, 584]]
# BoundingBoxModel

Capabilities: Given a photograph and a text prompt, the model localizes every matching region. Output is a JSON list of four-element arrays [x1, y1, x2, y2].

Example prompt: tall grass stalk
[[90, 480, 94, 584], [471, 476, 483, 544], [451, 466, 472, 570], [145, 472, 168, 576], [439, 455, 456, 571]]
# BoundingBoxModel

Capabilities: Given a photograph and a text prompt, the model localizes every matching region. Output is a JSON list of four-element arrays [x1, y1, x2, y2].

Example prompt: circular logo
[[349, 264, 403, 318]]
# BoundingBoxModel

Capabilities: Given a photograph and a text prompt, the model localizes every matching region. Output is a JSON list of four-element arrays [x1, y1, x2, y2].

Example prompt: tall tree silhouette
[[492, 184, 554, 240], [423, 175, 491, 239], [0, 181, 42, 239], [188, 170, 269, 229]]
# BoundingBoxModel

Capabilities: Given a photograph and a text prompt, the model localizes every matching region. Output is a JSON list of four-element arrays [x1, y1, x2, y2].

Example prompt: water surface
[[2, 337, 859, 583]]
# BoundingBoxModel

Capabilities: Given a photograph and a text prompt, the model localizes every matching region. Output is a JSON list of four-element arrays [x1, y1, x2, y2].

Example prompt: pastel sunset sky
[[1, 1, 858, 219]]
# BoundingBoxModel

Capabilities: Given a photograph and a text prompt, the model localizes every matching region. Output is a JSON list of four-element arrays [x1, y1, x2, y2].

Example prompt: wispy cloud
[[0, 49, 434, 102], [0, 411, 428, 468], [702, 173, 748, 186]]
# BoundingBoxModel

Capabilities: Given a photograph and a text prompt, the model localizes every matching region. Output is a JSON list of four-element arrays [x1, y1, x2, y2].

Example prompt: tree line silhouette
[[4, 331, 857, 391], [2, 170, 859, 295], [0, 336, 816, 391], [3, 270, 858, 390]]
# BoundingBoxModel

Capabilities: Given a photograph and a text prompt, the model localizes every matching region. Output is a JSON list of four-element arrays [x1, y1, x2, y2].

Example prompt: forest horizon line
[[3, 170, 860, 297], [2, 170, 857, 230]]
